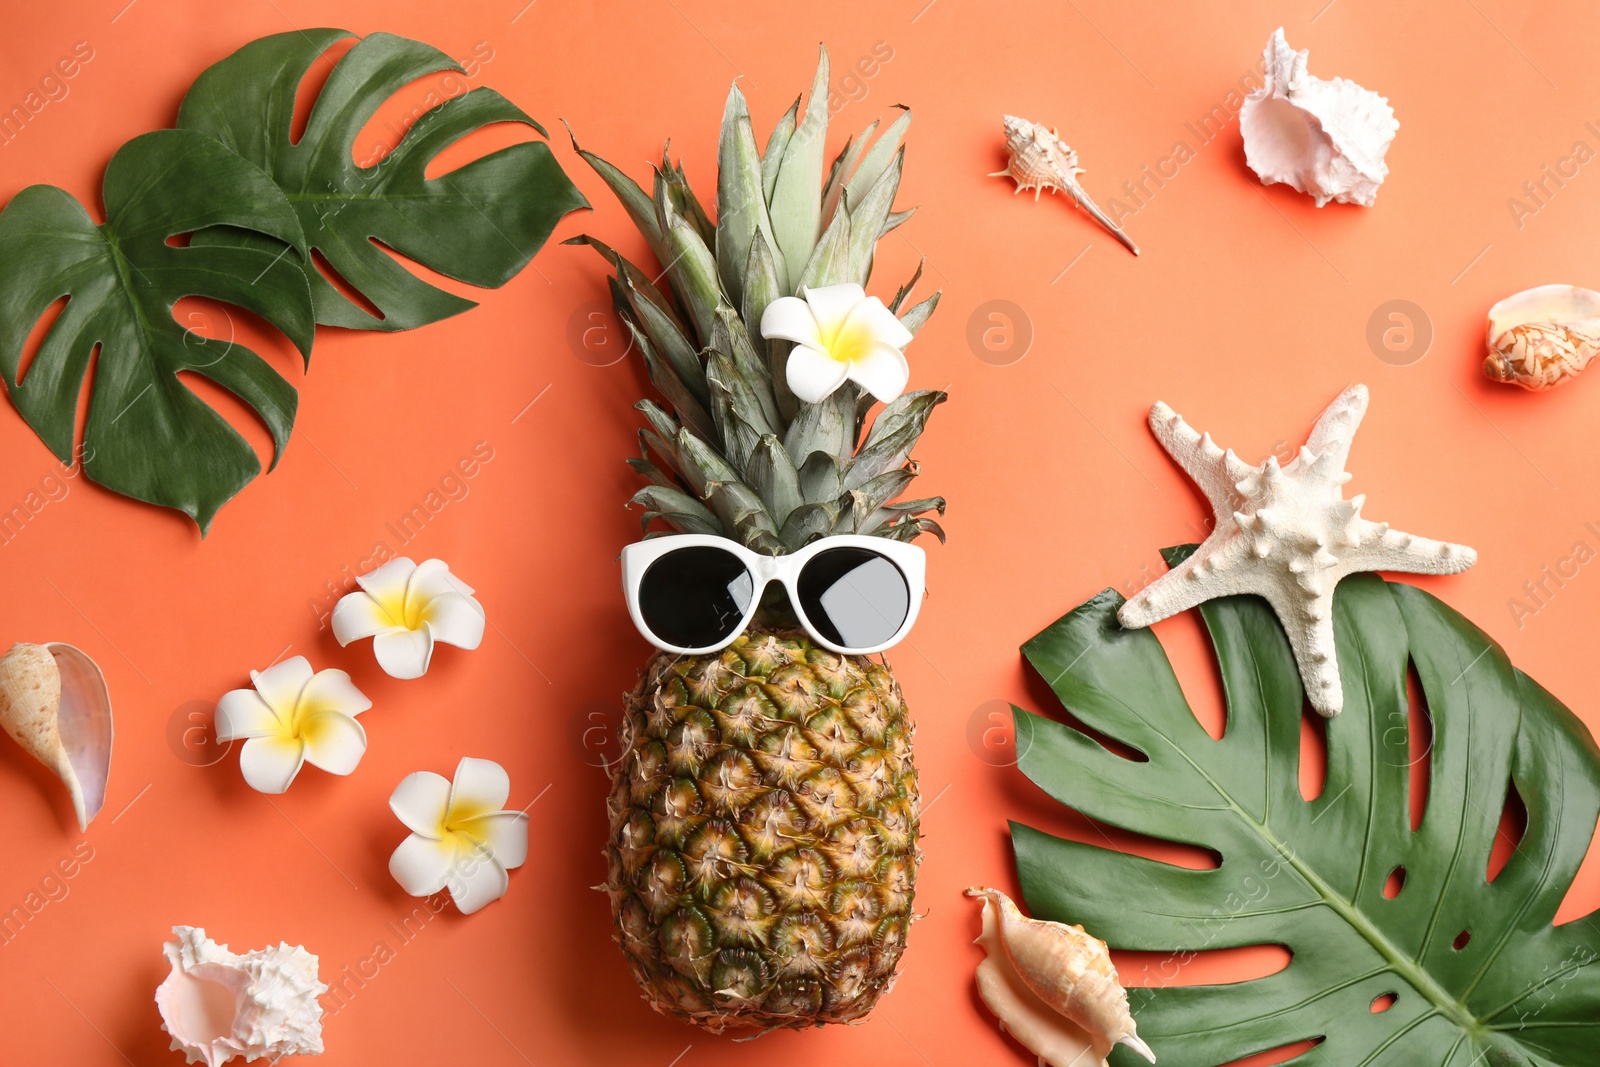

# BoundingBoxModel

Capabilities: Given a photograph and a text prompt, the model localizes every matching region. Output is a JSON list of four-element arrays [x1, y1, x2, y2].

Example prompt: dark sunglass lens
[[796, 547, 910, 649], [639, 546, 755, 649]]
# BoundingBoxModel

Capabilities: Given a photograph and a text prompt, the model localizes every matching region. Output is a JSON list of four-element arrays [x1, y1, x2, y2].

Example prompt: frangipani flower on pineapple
[[332, 558, 485, 680], [760, 282, 914, 404], [388, 757, 529, 915], [215, 657, 371, 794]]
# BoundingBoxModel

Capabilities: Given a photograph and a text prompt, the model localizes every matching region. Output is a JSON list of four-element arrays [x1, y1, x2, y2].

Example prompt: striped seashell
[[1485, 285, 1600, 391]]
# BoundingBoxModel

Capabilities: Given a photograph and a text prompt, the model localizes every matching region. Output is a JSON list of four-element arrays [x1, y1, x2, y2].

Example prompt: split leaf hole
[[309, 249, 386, 322], [1116, 943, 1289, 990], [15, 294, 70, 386], [1298, 706, 1327, 802], [1406, 664, 1432, 833], [289, 35, 356, 146], [1216, 1036, 1323, 1067], [1487, 781, 1527, 883]]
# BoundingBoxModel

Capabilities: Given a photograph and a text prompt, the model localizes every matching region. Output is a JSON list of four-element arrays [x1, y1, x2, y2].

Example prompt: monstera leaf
[[0, 129, 314, 530], [177, 28, 588, 330], [1011, 546, 1600, 1067]]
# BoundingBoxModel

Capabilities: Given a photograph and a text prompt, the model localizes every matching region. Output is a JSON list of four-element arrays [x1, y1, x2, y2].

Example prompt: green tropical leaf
[[778, 500, 836, 549], [795, 202, 851, 291], [1011, 546, 1600, 1067], [821, 124, 871, 226], [888, 257, 924, 312], [760, 98, 800, 205], [899, 291, 939, 335], [716, 83, 780, 301], [767, 47, 830, 287], [782, 386, 854, 467], [631, 321, 713, 443], [740, 230, 794, 421], [743, 433, 802, 529], [566, 128, 666, 267], [0, 129, 314, 531], [847, 389, 944, 489], [844, 148, 903, 285], [630, 484, 720, 536], [655, 191, 723, 344], [178, 28, 586, 331], [623, 273, 705, 406], [844, 106, 911, 213]]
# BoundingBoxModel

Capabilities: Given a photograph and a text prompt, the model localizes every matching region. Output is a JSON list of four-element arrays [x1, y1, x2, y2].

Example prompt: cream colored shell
[[990, 115, 1139, 255], [968, 886, 1154, 1066], [0, 642, 112, 831]]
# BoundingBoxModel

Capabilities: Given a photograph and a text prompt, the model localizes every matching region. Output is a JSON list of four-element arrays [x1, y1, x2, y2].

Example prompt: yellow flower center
[[262, 692, 337, 743], [437, 825, 476, 851], [818, 308, 873, 365], [437, 802, 493, 850], [291, 706, 335, 744], [373, 587, 426, 630]]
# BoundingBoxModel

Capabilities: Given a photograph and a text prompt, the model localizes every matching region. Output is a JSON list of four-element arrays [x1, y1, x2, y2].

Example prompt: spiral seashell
[[989, 116, 1139, 255], [1240, 29, 1398, 207], [967, 886, 1155, 1066], [1484, 285, 1600, 391], [156, 926, 327, 1066], [0, 642, 113, 831]]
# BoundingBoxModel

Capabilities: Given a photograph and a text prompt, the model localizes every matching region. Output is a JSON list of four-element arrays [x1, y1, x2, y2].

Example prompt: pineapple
[[572, 47, 945, 1032]]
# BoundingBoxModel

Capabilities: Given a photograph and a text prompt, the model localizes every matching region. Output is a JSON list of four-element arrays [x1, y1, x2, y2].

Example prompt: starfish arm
[[1119, 547, 1217, 627], [1147, 402, 1254, 512], [1261, 586, 1345, 717], [1299, 384, 1368, 474], [1118, 536, 1258, 628], [1341, 522, 1478, 576]]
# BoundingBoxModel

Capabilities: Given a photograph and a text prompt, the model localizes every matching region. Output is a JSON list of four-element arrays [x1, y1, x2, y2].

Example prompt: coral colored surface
[[2, 2, 1598, 1065]]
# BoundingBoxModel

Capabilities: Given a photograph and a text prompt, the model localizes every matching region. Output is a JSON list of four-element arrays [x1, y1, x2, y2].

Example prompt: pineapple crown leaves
[[567, 46, 945, 553]]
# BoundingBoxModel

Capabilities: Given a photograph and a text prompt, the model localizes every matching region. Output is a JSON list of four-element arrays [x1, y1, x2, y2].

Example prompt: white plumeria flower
[[214, 656, 371, 794], [332, 558, 485, 680], [760, 282, 914, 404], [388, 757, 529, 915]]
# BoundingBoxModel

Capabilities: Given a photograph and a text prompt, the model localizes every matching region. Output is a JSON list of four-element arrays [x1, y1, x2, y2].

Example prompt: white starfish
[[1117, 384, 1476, 717]]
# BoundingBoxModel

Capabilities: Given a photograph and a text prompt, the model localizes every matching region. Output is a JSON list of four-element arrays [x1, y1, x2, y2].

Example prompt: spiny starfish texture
[[1118, 384, 1476, 717]]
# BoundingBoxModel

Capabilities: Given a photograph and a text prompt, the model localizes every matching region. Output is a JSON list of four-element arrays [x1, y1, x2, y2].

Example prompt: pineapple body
[[577, 46, 944, 1032], [605, 626, 919, 1031]]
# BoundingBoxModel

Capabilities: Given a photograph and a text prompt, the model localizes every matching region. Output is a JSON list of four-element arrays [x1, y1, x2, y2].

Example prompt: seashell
[[156, 925, 328, 1067], [0, 642, 113, 831], [1239, 28, 1398, 207], [967, 886, 1155, 1066], [990, 115, 1140, 255], [1484, 284, 1600, 390]]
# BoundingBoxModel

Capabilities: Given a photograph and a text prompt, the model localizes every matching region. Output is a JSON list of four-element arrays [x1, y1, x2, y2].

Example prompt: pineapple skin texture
[[605, 627, 920, 1032]]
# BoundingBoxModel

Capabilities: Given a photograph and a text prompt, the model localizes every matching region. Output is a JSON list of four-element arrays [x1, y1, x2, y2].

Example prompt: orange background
[[2, 1, 1597, 1065]]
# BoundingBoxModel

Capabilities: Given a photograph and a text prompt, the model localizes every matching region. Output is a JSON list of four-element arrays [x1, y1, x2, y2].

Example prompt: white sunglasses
[[621, 533, 926, 656]]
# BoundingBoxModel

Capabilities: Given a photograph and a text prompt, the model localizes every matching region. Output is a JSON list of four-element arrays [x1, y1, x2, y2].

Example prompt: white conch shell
[[1239, 28, 1398, 207], [990, 115, 1140, 255], [1485, 284, 1600, 390], [967, 887, 1155, 1067], [155, 926, 327, 1067], [0, 642, 112, 831]]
